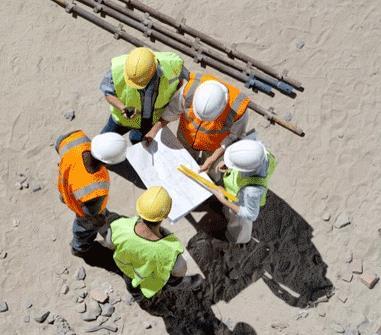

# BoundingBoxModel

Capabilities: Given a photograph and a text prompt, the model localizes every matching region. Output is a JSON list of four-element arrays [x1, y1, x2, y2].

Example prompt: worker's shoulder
[[155, 51, 183, 65], [55, 129, 83, 154]]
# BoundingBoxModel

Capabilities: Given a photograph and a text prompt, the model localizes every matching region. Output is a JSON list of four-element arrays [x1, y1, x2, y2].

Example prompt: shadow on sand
[[81, 190, 332, 334]]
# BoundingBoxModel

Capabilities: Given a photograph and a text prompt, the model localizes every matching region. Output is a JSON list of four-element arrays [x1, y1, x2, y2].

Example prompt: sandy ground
[[1, 0, 381, 334]]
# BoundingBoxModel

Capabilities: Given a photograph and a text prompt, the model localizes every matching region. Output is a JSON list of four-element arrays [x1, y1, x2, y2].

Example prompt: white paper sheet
[[126, 127, 212, 223]]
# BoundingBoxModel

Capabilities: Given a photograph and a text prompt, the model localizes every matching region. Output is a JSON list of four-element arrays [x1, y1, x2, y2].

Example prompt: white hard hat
[[91, 132, 127, 165], [224, 140, 266, 173], [192, 80, 228, 121]]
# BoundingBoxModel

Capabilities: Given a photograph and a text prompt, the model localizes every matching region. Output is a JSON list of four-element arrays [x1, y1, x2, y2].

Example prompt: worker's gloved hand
[[122, 107, 137, 119], [199, 156, 216, 173]]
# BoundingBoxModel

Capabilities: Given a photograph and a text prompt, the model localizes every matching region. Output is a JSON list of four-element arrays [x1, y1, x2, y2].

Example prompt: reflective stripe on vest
[[111, 216, 184, 299], [223, 152, 276, 207], [73, 181, 110, 200], [57, 130, 110, 217], [59, 135, 90, 157], [110, 52, 184, 128], [179, 73, 250, 151]]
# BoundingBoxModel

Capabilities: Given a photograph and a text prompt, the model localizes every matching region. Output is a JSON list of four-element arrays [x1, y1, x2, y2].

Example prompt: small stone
[[55, 266, 69, 275], [296, 40, 305, 49], [341, 270, 353, 283], [22, 181, 29, 189], [351, 259, 363, 274], [296, 310, 309, 320], [32, 185, 42, 192], [76, 296, 84, 303], [64, 110, 75, 121], [12, 218, 20, 227], [75, 302, 86, 313], [101, 303, 114, 317], [345, 251, 353, 263], [75, 266, 86, 280], [25, 301, 33, 309], [77, 289, 88, 299], [15, 182, 23, 190], [0, 301, 9, 312], [81, 300, 101, 321], [271, 322, 288, 330], [144, 321, 152, 329], [318, 312, 326, 317], [47, 313, 57, 324], [24, 314, 30, 323], [60, 284, 69, 295], [90, 288, 108, 303], [334, 213, 351, 229], [0, 251, 7, 259], [52, 236, 57, 242], [337, 292, 348, 303], [322, 212, 331, 221], [359, 273, 379, 289], [332, 323, 345, 333], [32, 310, 50, 323]]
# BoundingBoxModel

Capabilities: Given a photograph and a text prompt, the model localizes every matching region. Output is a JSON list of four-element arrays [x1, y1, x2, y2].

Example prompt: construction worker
[[100, 47, 189, 144], [56, 130, 127, 256], [210, 136, 276, 244], [144, 73, 250, 175], [103, 186, 202, 299]]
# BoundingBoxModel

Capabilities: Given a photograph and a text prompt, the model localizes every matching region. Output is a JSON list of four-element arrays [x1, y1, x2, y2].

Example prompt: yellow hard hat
[[124, 47, 157, 89], [136, 186, 172, 222]]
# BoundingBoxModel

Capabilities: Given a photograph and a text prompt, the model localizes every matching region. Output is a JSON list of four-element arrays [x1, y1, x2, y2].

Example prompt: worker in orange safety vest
[[56, 130, 127, 256]]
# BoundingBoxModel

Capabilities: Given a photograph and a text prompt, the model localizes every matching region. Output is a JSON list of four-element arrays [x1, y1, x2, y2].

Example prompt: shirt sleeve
[[161, 86, 185, 122], [237, 185, 264, 222], [100, 70, 116, 97], [221, 111, 249, 149]]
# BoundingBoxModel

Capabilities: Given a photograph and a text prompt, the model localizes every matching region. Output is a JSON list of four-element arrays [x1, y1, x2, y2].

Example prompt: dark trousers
[[100, 115, 153, 144]]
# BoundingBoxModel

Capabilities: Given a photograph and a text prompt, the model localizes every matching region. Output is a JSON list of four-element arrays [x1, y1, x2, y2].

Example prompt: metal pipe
[[117, 0, 303, 91], [49, 0, 304, 137], [94, 0, 295, 97]]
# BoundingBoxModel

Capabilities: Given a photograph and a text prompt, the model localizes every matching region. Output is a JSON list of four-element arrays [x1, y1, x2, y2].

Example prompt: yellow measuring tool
[[177, 164, 238, 202]]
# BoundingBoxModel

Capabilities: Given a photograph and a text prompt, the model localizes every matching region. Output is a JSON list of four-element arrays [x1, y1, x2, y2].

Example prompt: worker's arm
[[143, 87, 184, 144], [236, 186, 263, 222], [211, 186, 240, 214], [199, 147, 225, 172]]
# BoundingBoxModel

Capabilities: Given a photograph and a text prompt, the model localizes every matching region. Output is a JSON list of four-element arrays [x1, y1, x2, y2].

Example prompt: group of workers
[[56, 47, 276, 299]]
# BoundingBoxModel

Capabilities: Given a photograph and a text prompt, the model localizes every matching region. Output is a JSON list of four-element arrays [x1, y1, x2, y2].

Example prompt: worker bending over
[[100, 47, 189, 144], [211, 136, 276, 244], [145, 73, 250, 174], [103, 186, 202, 299], [56, 130, 127, 256]]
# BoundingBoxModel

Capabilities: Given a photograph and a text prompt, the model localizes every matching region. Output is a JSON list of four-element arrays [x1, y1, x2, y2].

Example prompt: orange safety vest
[[57, 130, 110, 217], [178, 73, 250, 152]]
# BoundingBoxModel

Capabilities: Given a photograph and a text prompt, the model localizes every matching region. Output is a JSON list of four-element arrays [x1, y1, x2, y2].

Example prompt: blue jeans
[[71, 214, 108, 252], [100, 116, 144, 144]]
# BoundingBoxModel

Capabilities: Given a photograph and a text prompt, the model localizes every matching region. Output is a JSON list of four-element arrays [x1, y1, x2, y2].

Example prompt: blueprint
[[126, 127, 212, 223]]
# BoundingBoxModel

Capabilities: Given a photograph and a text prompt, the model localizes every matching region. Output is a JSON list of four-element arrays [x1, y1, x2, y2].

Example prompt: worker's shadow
[[186, 190, 334, 308], [106, 159, 145, 189]]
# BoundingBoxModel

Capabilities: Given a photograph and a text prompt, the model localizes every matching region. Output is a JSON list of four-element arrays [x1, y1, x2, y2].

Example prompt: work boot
[[166, 274, 203, 292]]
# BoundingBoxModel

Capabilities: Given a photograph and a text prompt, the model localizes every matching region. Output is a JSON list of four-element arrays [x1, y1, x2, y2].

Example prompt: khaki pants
[[223, 207, 253, 244]]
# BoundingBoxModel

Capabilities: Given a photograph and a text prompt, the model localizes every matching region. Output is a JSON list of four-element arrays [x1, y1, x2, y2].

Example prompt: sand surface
[[1, 0, 381, 334]]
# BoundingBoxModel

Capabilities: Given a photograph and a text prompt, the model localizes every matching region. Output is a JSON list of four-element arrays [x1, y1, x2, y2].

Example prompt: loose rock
[[81, 300, 101, 321], [0, 301, 9, 312], [271, 322, 288, 330], [359, 273, 379, 289], [334, 213, 351, 229], [15, 182, 23, 190], [32, 185, 42, 192], [60, 284, 69, 295], [345, 251, 353, 263], [25, 301, 33, 309], [75, 302, 86, 313], [332, 323, 345, 333], [47, 313, 58, 324], [75, 266, 86, 280], [32, 310, 50, 323], [12, 218, 20, 227], [0, 251, 7, 259], [77, 289, 88, 299], [64, 110, 75, 121], [144, 321, 152, 329], [55, 266, 69, 275], [90, 288, 108, 303], [296, 40, 305, 49], [351, 259, 363, 274], [322, 212, 331, 221], [101, 303, 114, 317]]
